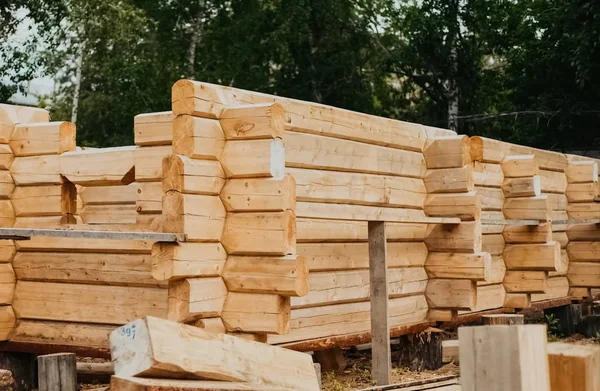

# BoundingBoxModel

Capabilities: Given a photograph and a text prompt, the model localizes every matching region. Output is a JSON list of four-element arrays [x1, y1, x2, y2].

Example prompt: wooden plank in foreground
[[0, 228, 184, 242], [110, 376, 292, 390]]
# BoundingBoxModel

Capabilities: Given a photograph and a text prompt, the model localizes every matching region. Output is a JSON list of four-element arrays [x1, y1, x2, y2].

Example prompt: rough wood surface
[[481, 314, 524, 325], [37, 353, 77, 391], [547, 342, 600, 391]]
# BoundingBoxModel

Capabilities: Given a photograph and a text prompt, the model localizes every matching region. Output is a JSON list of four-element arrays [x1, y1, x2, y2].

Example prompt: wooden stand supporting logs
[[396, 329, 443, 371], [458, 324, 550, 391], [110, 316, 319, 390], [37, 353, 77, 391], [481, 314, 524, 325], [312, 348, 347, 373]]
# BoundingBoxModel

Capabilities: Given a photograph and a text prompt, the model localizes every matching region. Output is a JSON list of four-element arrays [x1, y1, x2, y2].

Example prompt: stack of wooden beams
[[0, 104, 52, 342], [79, 184, 137, 225], [109, 316, 320, 391], [133, 112, 174, 228], [422, 135, 492, 316], [566, 157, 600, 297]]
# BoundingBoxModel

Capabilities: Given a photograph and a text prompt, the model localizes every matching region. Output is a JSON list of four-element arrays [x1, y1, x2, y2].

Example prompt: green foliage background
[[1, 0, 599, 150]]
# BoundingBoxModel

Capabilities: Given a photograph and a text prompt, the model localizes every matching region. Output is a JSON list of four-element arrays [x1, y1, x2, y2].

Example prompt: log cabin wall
[[0, 80, 598, 355]]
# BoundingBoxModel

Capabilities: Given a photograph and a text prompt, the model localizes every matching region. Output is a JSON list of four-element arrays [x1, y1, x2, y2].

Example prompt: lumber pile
[[109, 316, 319, 391], [566, 156, 600, 298]]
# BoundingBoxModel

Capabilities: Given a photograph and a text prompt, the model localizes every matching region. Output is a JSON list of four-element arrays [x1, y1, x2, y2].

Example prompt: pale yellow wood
[[547, 342, 600, 391], [551, 210, 569, 232], [425, 221, 482, 253], [471, 135, 568, 172], [425, 191, 480, 220], [134, 111, 174, 146], [220, 175, 296, 212], [13, 251, 164, 287], [503, 223, 552, 244], [0, 241, 15, 263], [296, 218, 427, 243], [503, 293, 531, 308], [60, 147, 135, 186], [79, 184, 136, 205], [289, 167, 426, 209], [172, 79, 426, 152], [539, 169, 568, 194], [221, 210, 295, 255], [566, 161, 598, 183], [476, 186, 504, 210], [10, 155, 61, 185], [423, 125, 456, 137], [425, 279, 476, 310], [110, 376, 291, 391], [134, 145, 172, 182], [219, 103, 285, 140], [192, 317, 227, 334], [15, 236, 152, 254], [504, 271, 548, 293], [567, 224, 600, 241], [297, 242, 428, 271], [110, 315, 318, 389], [428, 309, 455, 322], [502, 176, 541, 198], [504, 241, 561, 271], [531, 276, 569, 301], [80, 204, 137, 224], [0, 305, 15, 340], [567, 202, 600, 219], [458, 324, 550, 391], [566, 182, 599, 203], [481, 210, 505, 234], [0, 263, 15, 304], [10, 121, 76, 156], [162, 155, 225, 195], [0, 199, 15, 227], [136, 181, 163, 214], [568, 263, 600, 287], [423, 135, 471, 169], [473, 161, 504, 188], [291, 268, 427, 309], [472, 284, 505, 311], [167, 277, 227, 322], [10, 320, 111, 349], [442, 339, 459, 363], [554, 231, 569, 249], [424, 165, 473, 194], [152, 242, 227, 280], [425, 252, 490, 281], [0, 145, 14, 170], [296, 201, 427, 224], [481, 255, 506, 284], [501, 155, 539, 178], [162, 192, 225, 242], [13, 281, 167, 324], [223, 255, 308, 297], [547, 193, 567, 211], [503, 196, 549, 220], [221, 292, 290, 334], [0, 170, 15, 199], [221, 138, 285, 178], [285, 131, 426, 178], [10, 184, 73, 217], [567, 242, 600, 262], [268, 295, 428, 344], [569, 287, 592, 300], [0, 104, 49, 143], [172, 115, 225, 160]]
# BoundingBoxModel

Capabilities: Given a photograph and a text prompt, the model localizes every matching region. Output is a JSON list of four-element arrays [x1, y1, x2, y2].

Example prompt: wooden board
[[285, 132, 426, 179], [504, 242, 561, 271], [567, 263, 600, 288], [503, 271, 548, 293], [567, 224, 600, 241], [503, 196, 548, 220], [10, 155, 61, 185], [425, 221, 482, 253], [531, 276, 569, 302], [296, 218, 427, 243], [425, 279, 476, 310], [423, 135, 471, 169], [220, 176, 296, 212], [13, 252, 164, 287], [502, 177, 541, 198], [13, 281, 167, 324], [0, 170, 15, 199], [566, 161, 598, 184], [171, 79, 427, 152], [567, 203, 600, 219], [472, 284, 506, 312], [110, 376, 290, 391], [539, 169, 568, 194], [134, 145, 172, 182], [503, 223, 552, 244], [289, 167, 426, 209], [60, 147, 135, 186], [162, 155, 225, 195], [296, 201, 427, 223], [547, 342, 600, 391], [10, 121, 75, 157], [15, 235, 152, 254], [221, 292, 290, 334], [0, 104, 49, 143], [567, 242, 600, 262], [476, 186, 504, 211], [172, 115, 225, 160], [11, 184, 75, 217], [110, 315, 319, 389], [136, 181, 163, 214], [167, 277, 227, 322], [481, 234, 505, 255], [424, 191, 480, 220], [80, 204, 137, 225], [79, 185, 136, 205], [0, 305, 15, 340], [162, 192, 225, 242], [134, 111, 174, 146], [152, 242, 227, 280], [296, 242, 428, 271], [423, 165, 473, 194], [219, 103, 285, 140], [425, 252, 490, 281], [566, 182, 599, 203], [501, 155, 538, 178], [0, 263, 15, 304], [473, 162, 504, 188]]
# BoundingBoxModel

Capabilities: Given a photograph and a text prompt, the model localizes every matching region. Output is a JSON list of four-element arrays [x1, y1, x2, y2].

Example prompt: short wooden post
[[368, 221, 390, 385], [37, 353, 77, 391], [481, 314, 524, 325], [547, 343, 600, 391]]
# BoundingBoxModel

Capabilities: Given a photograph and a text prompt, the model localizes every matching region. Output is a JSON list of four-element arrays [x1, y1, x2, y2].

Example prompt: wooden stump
[[576, 315, 600, 338], [396, 329, 442, 371], [312, 348, 347, 373], [481, 314, 524, 325], [0, 352, 37, 391], [0, 369, 15, 391], [545, 304, 582, 337], [37, 353, 77, 391]]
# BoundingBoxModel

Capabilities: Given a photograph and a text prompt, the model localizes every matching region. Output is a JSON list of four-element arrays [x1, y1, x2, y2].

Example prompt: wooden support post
[[368, 221, 390, 386], [37, 353, 77, 391], [544, 304, 582, 337], [312, 348, 347, 373], [481, 314, 525, 325], [0, 352, 37, 391], [396, 329, 443, 371]]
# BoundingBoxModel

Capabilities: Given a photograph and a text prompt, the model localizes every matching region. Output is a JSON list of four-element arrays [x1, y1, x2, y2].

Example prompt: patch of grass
[[544, 314, 562, 340]]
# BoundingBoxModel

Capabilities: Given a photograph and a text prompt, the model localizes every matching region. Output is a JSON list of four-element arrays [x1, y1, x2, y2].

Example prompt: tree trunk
[[71, 39, 84, 124], [187, 0, 206, 80], [447, 45, 459, 131]]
